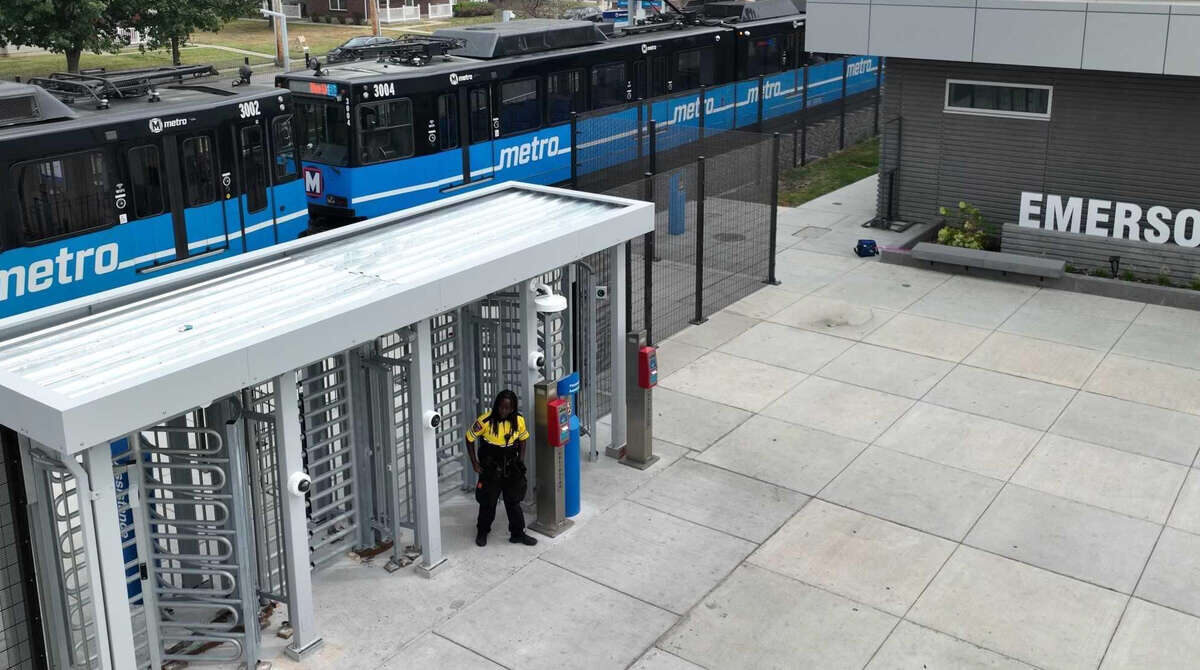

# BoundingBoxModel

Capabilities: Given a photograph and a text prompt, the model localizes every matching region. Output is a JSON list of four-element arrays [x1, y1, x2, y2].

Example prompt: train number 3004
[[238, 101, 262, 119], [372, 83, 396, 98]]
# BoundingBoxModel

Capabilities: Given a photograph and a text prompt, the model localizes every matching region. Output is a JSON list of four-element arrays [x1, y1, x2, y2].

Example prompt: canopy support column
[[275, 373, 324, 661], [519, 281, 540, 486], [608, 243, 628, 458], [82, 444, 137, 670], [411, 318, 447, 577]]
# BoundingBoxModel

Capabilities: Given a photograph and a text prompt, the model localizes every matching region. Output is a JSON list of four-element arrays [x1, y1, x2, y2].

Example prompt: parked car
[[325, 36, 400, 63], [562, 6, 603, 21]]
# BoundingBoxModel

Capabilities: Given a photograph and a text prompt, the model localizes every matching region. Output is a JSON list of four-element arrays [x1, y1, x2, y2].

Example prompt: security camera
[[528, 351, 545, 370], [288, 472, 312, 497], [423, 410, 442, 430], [594, 285, 609, 300]]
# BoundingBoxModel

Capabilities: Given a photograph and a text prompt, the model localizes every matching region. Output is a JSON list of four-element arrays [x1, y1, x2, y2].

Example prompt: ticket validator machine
[[622, 330, 660, 469], [531, 381, 575, 537]]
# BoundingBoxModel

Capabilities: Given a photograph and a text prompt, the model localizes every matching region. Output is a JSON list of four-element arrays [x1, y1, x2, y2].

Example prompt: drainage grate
[[714, 233, 746, 243]]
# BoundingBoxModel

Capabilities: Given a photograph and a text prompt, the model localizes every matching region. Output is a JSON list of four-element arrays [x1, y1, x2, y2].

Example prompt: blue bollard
[[557, 372, 582, 518], [669, 172, 686, 236]]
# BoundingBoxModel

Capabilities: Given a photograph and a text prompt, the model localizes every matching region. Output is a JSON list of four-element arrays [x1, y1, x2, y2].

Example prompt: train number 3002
[[238, 101, 262, 119]]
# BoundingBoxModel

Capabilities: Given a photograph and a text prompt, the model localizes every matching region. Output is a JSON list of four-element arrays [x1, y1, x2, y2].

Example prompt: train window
[[15, 151, 116, 243], [499, 78, 540, 136], [240, 126, 269, 213], [745, 37, 783, 77], [548, 70, 585, 124], [127, 146, 165, 219], [358, 98, 414, 164], [469, 88, 492, 143], [181, 136, 217, 207], [591, 62, 627, 109], [294, 99, 349, 166], [784, 33, 798, 68], [650, 56, 669, 96], [437, 94, 459, 150], [271, 115, 299, 182], [675, 48, 714, 90]]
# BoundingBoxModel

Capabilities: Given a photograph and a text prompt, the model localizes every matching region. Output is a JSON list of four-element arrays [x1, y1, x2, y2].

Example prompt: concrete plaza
[[269, 175, 1200, 669]]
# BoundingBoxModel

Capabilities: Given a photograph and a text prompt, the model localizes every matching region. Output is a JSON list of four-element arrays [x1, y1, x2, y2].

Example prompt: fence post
[[800, 66, 809, 166], [648, 119, 658, 175], [691, 156, 707, 325], [766, 133, 782, 286], [625, 240, 633, 330], [698, 85, 707, 154], [636, 100, 644, 169], [642, 171, 655, 345], [757, 75, 766, 129], [839, 57, 848, 150], [569, 111, 578, 187], [873, 58, 882, 136]]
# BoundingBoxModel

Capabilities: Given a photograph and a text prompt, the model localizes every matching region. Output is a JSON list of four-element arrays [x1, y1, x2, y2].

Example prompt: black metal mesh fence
[[0, 431, 38, 670]]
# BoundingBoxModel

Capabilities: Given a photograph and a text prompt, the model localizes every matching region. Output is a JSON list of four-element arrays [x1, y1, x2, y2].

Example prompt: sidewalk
[[265, 175, 1200, 670]]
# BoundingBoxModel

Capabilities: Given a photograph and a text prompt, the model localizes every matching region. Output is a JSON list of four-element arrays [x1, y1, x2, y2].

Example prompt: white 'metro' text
[[0, 244, 120, 301]]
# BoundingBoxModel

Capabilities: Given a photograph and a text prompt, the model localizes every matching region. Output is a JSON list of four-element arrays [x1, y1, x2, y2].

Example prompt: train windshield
[[294, 98, 349, 166]]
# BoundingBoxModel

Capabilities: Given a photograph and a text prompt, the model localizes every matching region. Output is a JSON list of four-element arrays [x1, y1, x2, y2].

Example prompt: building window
[[127, 145, 165, 219], [944, 80, 1052, 120], [591, 62, 627, 109], [358, 98, 414, 163], [675, 47, 714, 91], [547, 69, 585, 124], [16, 151, 116, 243], [499, 78, 540, 136], [329, 0, 347, 11]]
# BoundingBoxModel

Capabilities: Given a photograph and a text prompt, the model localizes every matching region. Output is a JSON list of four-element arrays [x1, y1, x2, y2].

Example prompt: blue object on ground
[[669, 172, 686, 236], [855, 239, 879, 257]]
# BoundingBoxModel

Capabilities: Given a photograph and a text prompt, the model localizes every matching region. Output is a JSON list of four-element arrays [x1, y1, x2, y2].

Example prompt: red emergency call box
[[547, 397, 571, 447], [638, 346, 658, 389]]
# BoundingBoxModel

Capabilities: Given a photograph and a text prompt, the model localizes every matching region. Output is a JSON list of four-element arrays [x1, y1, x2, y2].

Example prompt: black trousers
[[475, 446, 527, 536]]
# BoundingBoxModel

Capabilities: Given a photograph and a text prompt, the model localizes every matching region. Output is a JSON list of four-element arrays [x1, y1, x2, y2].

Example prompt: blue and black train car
[[0, 65, 309, 318]]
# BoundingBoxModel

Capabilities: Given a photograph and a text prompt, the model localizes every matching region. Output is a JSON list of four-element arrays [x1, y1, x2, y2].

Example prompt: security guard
[[466, 389, 538, 547]]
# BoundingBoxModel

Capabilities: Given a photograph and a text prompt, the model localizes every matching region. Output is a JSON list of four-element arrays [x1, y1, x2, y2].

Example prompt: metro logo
[[497, 135, 564, 170], [303, 167, 323, 196], [0, 244, 120, 302], [846, 59, 876, 77], [671, 96, 717, 124]]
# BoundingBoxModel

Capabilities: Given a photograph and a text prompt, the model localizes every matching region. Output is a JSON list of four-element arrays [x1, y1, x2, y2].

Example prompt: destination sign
[[288, 81, 339, 98]]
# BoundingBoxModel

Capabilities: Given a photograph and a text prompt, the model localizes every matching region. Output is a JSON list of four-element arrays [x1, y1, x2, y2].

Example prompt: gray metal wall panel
[[1165, 15, 1200, 76], [1081, 12, 1168, 74], [868, 5, 976, 60], [973, 8, 1085, 68], [806, 2, 872, 54], [885, 57, 1200, 240]]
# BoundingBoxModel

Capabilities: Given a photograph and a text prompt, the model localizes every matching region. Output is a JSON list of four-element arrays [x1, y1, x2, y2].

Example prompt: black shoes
[[475, 530, 487, 547], [509, 533, 538, 546]]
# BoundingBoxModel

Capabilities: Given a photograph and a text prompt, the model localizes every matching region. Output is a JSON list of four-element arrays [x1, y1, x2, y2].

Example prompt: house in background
[[304, 0, 457, 22]]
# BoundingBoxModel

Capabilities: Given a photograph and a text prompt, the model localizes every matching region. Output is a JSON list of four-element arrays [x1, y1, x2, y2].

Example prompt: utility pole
[[368, 0, 381, 36], [261, 4, 291, 72]]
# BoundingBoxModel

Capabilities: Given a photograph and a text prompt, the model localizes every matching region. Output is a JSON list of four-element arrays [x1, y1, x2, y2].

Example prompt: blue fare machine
[[556, 372, 582, 518]]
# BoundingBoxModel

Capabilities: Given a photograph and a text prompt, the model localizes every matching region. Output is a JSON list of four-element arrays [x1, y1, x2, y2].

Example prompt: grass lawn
[[0, 47, 272, 80], [778, 136, 879, 207], [195, 18, 374, 56]]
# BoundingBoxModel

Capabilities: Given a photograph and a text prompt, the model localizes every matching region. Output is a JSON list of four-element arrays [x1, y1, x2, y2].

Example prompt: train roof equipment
[[0, 80, 77, 128], [316, 34, 466, 66], [701, 0, 806, 21], [27, 64, 219, 108], [435, 19, 609, 59]]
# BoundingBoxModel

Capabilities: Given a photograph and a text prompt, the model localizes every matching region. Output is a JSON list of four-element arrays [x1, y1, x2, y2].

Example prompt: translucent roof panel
[[0, 183, 651, 454]]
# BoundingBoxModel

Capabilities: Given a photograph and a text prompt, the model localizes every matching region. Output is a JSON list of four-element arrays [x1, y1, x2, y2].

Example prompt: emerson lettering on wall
[[1018, 192, 1200, 247]]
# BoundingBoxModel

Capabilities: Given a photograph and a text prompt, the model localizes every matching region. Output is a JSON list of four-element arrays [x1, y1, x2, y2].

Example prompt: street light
[[260, 3, 291, 73]]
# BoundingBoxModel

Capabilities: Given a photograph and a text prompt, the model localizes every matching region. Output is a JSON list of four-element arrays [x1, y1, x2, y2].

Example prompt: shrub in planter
[[349, 11, 363, 23], [936, 201, 995, 250], [454, 2, 497, 17], [311, 14, 322, 21]]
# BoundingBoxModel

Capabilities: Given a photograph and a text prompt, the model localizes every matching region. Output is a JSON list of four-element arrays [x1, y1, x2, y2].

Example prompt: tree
[[0, 0, 129, 73], [130, 0, 259, 66]]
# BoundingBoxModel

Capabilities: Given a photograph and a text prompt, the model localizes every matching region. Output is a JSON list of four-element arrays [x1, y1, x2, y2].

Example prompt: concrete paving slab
[[1011, 434, 1188, 523], [1167, 470, 1200, 535], [875, 402, 1042, 480], [1085, 354, 1200, 415], [1051, 391, 1200, 465], [629, 648, 706, 670], [769, 295, 898, 340], [718, 321, 854, 372], [821, 447, 1003, 540], [1099, 598, 1200, 670], [815, 262, 948, 311], [749, 500, 955, 615], [1134, 303, 1200, 331], [540, 501, 754, 615], [660, 564, 897, 670], [819, 343, 954, 398], [999, 304, 1132, 351], [653, 339, 708, 381], [722, 285, 804, 319], [628, 459, 808, 542], [867, 621, 1037, 670], [762, 376, 913, 443], [964, 331, 1105, 388], [648, 387, 752, 451], [864, 312, 991, 362], [696, 415, 868, 494], [924, 366, 1075, 430], [377, 633, 504, 670], [666, 311, 759, 350], [1022, 288, 1145, 321], [577, 435, 688, 514], [908, 546, 1127, 670], [437, 560, 676, 670], [906, 276, 1037, 329], [965, 485, 1160, 593], [777, 206, 857, 230], [1114, 322, 1200, 371], [1136, 527, 1200, 618], [660, 351, 806, 412]]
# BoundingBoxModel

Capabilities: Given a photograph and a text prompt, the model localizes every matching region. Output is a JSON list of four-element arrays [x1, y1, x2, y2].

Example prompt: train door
[[264, 112, 305, 244], [233, 119, 277, 251], [460, 84, 496, 183]]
